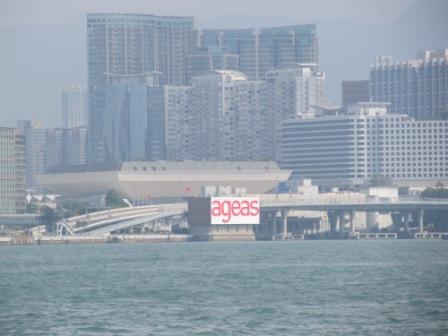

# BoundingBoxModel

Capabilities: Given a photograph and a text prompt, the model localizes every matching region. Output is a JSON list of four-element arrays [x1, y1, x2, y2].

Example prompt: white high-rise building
[[266, 65, 326, 160], [163, 86, 195, 161], [62, 85, 86, 128], [266, 65, 326, 117], [279, 102, 448, 187]]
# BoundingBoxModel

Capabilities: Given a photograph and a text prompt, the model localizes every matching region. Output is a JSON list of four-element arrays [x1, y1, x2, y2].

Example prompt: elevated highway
[[57, 203, 187, 236], [56, 197, 448, 237]]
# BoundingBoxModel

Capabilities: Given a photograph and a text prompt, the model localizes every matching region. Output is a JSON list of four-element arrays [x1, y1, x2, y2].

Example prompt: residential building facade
[[0, 127, 25, 214], [369, 49, 448, 120]]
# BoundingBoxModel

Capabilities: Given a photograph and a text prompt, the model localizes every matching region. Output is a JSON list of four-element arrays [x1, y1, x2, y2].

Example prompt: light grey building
[[0, 127, 25, 214], [87, 13, 197, 163], [266, 65, 326, 160], [163, 86, 195, 161], [279, 102, 448, 187], [191, 70, 271, 161], [17, 120, 47, 189], [46, 127, 87, 170], [62, 85, 86, 128], [369, 49, 448, 120]]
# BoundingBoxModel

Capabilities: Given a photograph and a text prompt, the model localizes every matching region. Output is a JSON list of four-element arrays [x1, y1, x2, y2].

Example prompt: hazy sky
[[1, 0, 446, 128], [0, 0, 418, 27]]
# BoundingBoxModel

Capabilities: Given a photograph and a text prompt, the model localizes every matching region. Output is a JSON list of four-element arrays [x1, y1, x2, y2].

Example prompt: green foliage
[[105, 190, 128, 209]]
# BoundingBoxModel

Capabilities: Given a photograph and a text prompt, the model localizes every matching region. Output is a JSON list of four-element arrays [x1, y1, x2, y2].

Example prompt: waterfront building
[[87, 13, 197, 162], [37, 161, 291, 200], [369, 49, 448, 120], [62, 85, 86, 128], [16, 120, 47, 189], [279, 102, 448, 187], [342, 80, 370, 108], [0, 127, 25, 214]]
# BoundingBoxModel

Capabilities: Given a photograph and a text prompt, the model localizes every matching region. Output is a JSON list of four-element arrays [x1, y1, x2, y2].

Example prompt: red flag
[[184, 186, 191, 192]]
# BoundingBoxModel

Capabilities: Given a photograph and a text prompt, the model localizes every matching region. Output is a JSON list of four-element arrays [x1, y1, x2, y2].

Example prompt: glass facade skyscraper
[[87, 13, 197, 163]]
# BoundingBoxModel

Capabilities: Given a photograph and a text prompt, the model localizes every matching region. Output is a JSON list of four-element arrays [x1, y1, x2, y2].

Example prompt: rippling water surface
[[1, 240, 448, 335]]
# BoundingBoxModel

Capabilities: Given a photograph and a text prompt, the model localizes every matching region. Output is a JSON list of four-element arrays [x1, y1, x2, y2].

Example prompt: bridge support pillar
[[402, 211, 411, 233], [281, 209, 288, 238], [338, 211, 346, 233], [417, 209, 424, 233], [271, 212, 277, 236], [391, 212, 402, 232], [349, 210, 356, 233], [327, 210, 339, 237]]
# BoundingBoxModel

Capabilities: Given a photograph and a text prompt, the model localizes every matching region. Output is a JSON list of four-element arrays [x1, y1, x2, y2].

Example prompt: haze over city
[[1, 0, 447, 127], [1, 1, 448, 335]]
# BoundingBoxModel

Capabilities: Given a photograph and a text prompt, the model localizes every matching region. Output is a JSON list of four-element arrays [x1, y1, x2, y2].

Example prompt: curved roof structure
[[37, 161, 291, 200]]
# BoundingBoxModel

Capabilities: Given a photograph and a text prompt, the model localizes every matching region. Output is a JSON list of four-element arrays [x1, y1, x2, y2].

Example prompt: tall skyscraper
[[369, 49, 448, 120], [266, 65, 326, 159], [191, 70, 270, 161], [342, 80, 370, 108], [146, 86, 167, 161], [186, 46, 239, 83], [200, 24, 319, 80], [259, 24, 319, 75], [62, 85, 86, 128], [102, 74, 151, 162], [163, 86, 195, 161], [87, 13, 197, 162], [17, 120, 47, 189], [0, 127, 25, 214]]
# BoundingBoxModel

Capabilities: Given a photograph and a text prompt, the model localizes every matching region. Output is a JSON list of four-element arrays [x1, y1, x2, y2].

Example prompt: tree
[[105, 190, 129, 209]]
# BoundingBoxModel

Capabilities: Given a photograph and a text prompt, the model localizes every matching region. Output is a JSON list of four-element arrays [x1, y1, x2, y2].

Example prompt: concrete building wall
[[279, 102, 448, 185], [0, 128, 25, 214]]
